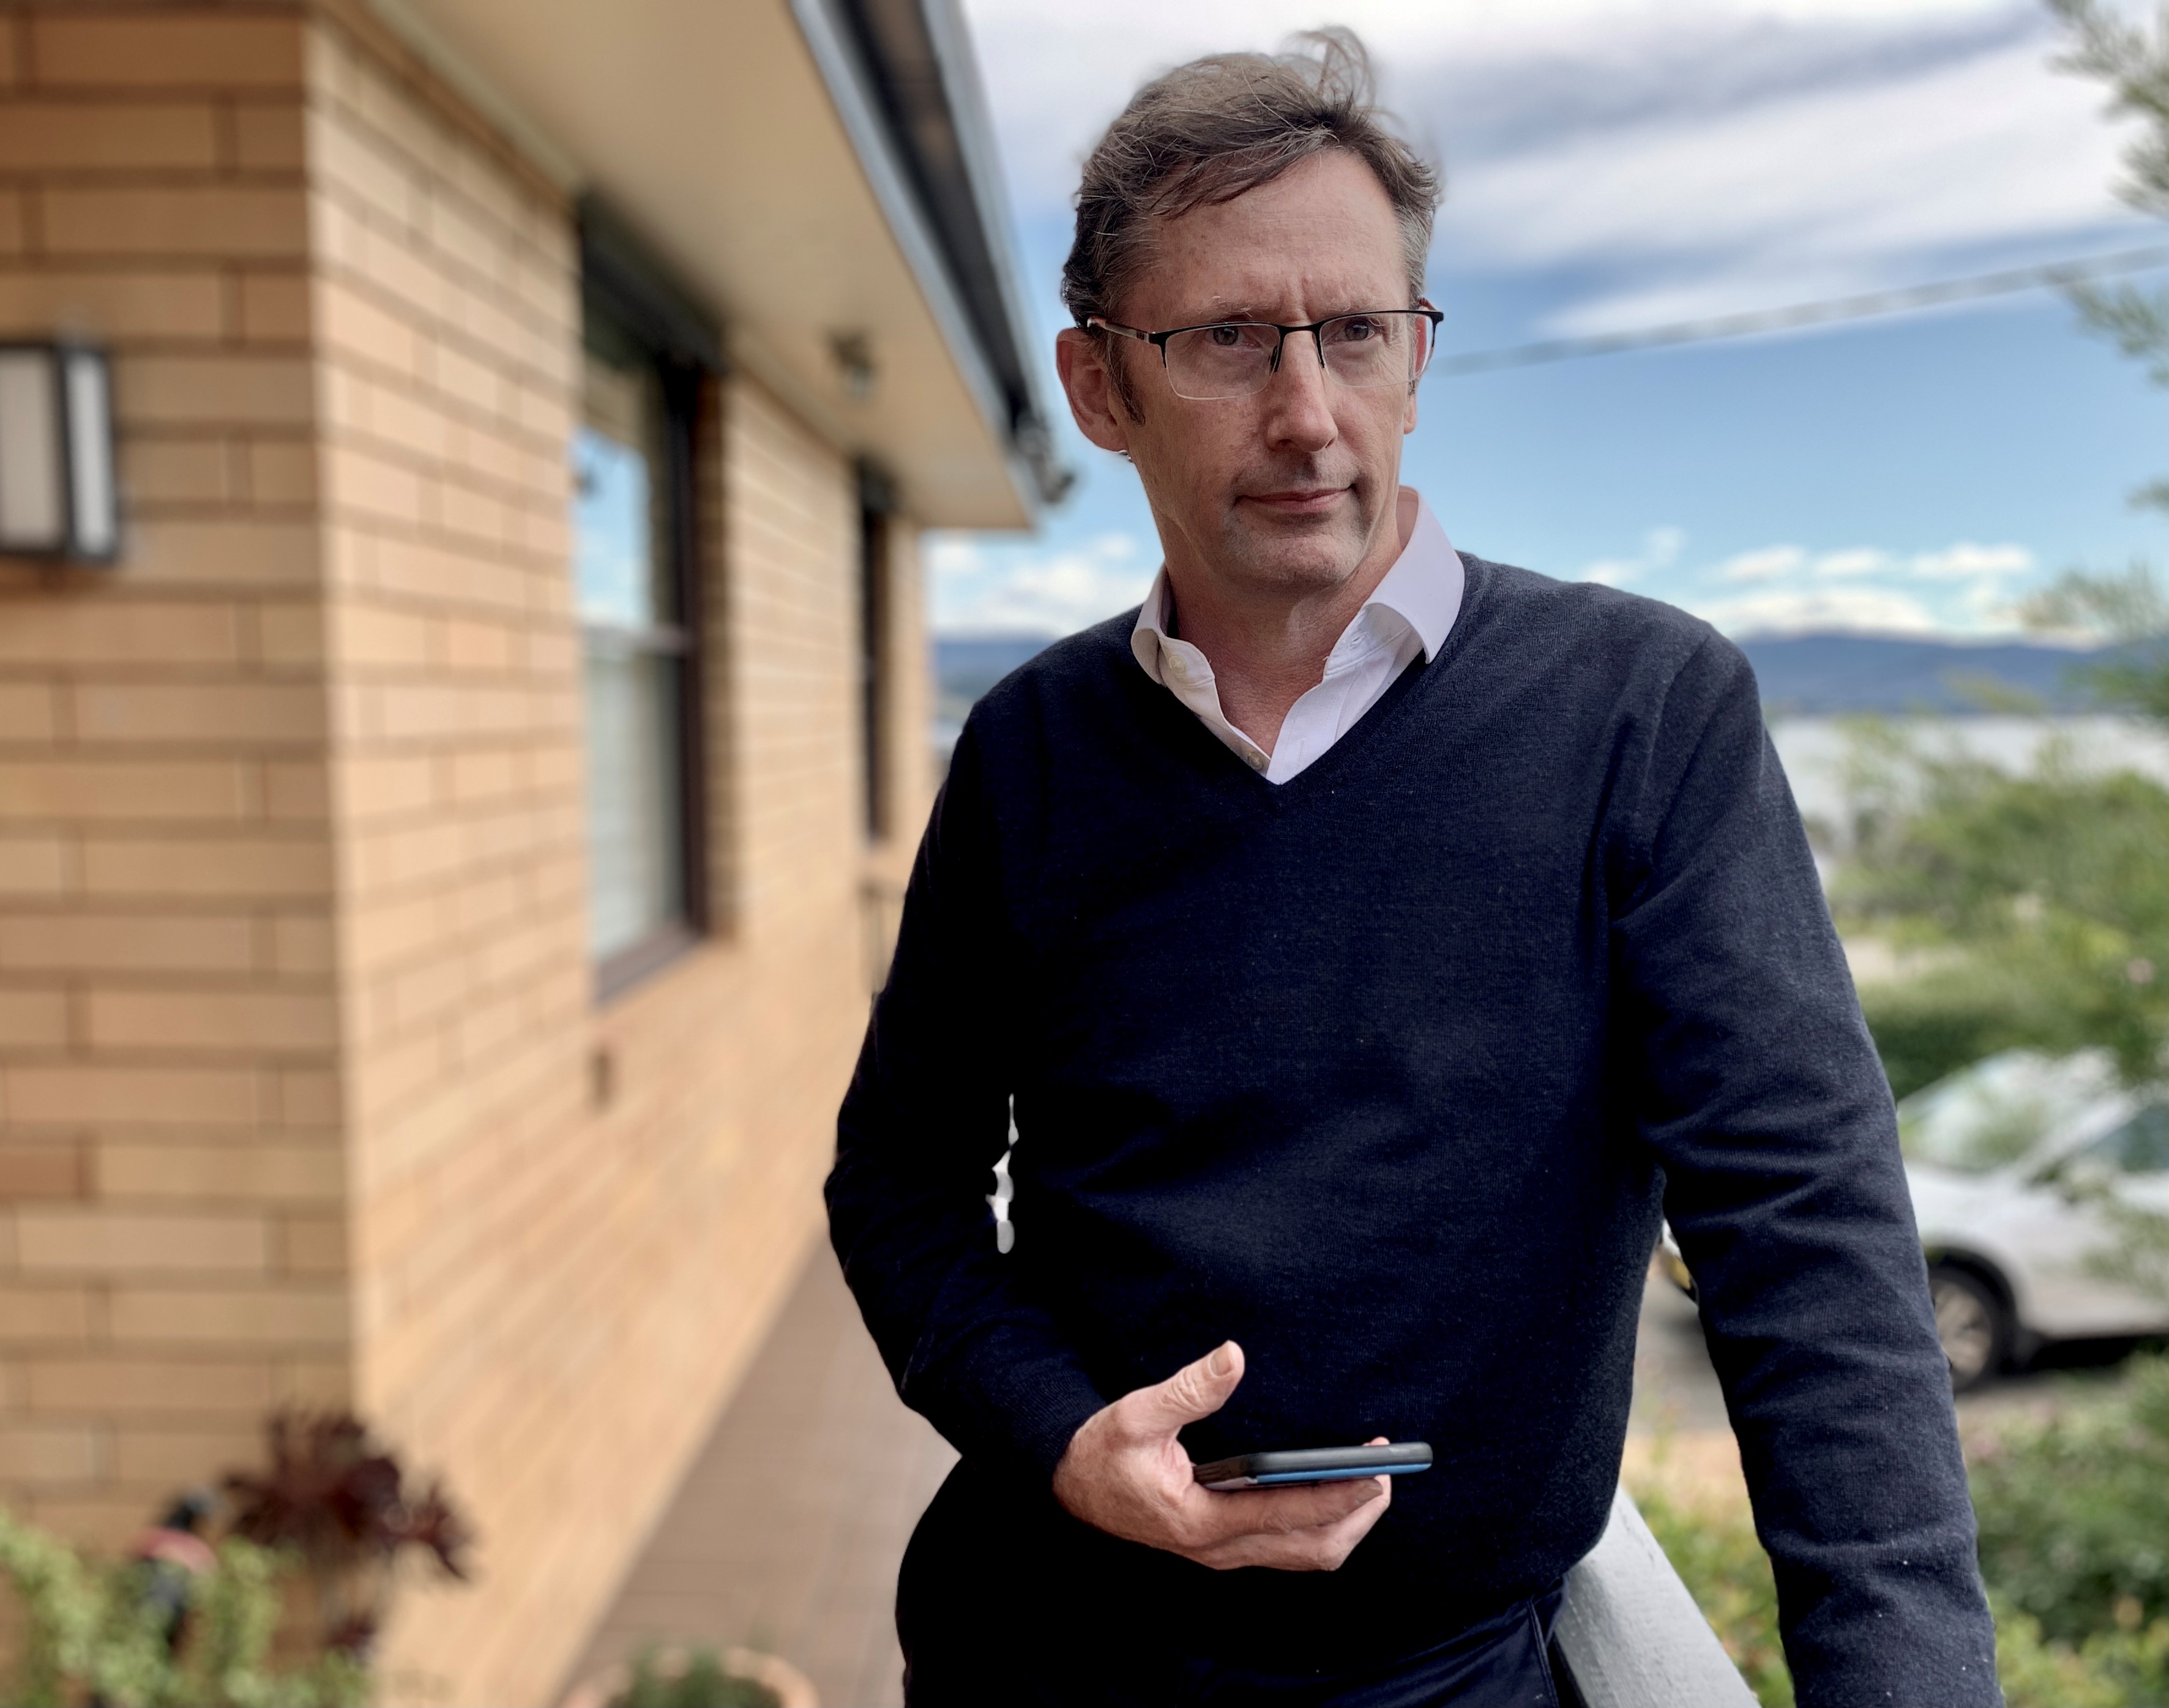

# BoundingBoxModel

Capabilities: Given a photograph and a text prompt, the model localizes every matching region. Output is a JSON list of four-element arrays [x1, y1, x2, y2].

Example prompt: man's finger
[[1127, 1340, 1244, 1434], [1189, 1480, 1393, 1572], [1179, 1472, 1384, 1547]]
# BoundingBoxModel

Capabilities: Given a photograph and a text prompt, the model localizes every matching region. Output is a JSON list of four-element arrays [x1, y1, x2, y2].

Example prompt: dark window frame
[[578, 204, 723, 1002]]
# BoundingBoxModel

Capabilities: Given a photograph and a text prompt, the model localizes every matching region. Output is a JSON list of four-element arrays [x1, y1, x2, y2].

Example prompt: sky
[[930, 0, 2169, 642]]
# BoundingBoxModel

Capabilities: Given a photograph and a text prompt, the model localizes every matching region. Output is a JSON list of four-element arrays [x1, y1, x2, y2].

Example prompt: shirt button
[[1247, 753, 1266, 771], [1167, 655, 1189, 679]]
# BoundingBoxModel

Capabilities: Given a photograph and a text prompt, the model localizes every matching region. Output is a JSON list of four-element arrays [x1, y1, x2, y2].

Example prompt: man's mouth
[[1241, 487, 1348, 515]]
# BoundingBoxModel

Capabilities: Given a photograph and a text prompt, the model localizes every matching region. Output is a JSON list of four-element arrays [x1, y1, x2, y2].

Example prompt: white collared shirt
[[1129, 487, 1465, 783]]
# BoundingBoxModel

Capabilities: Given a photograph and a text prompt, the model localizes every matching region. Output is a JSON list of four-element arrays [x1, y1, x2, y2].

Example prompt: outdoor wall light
[[0, 340, 118, 562], [830, 331, 876, 403]]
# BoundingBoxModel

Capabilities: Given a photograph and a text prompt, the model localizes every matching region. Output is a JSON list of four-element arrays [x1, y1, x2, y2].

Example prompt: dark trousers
[[898, 1460, 1574, 1708]]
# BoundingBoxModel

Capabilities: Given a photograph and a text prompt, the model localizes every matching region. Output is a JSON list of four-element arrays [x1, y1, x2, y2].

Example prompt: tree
[[2032, 4, 2169, 717]]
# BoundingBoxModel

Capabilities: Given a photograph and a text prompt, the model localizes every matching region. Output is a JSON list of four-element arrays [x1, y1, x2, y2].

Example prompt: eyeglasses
[[1086, 305, 1444, 402]]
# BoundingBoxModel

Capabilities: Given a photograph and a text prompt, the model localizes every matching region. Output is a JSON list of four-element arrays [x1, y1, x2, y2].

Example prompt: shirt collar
[[1130, 486, 1465, 682]]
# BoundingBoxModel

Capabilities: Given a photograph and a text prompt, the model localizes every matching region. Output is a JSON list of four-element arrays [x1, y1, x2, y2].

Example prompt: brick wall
[[0, 3, 341, 1547], [0, 4, 936, 1704]]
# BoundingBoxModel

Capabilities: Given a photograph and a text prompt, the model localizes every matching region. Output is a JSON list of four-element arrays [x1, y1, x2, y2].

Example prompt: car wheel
[[1928, 1265, 2009, 1393]]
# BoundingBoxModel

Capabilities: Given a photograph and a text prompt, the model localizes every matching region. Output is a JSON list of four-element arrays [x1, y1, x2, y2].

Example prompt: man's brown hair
[[1061, 28, 1443, 348]]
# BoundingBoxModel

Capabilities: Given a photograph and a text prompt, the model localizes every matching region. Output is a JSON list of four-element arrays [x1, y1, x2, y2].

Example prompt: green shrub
[[616, 1646, 781, 1708], [1970, 1354, 2169, 1644], [0, 1507, 364, 1708], [1634, 1488, 1793, 1708]]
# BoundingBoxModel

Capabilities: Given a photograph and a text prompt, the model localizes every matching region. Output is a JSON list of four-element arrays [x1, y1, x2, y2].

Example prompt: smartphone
[[1192, 1441, 1432, 1491]]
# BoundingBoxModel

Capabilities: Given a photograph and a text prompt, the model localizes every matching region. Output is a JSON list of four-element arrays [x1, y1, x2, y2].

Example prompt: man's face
[[1058, 149, 1420, 604]]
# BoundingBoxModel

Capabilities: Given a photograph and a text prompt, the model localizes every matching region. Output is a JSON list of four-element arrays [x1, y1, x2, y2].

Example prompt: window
[[573, 301, 704, 991], [858, 497, 888, 841]]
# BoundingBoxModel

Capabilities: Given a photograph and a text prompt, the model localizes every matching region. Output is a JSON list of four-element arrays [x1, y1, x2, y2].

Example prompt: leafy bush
[[1971, 1354, 2169, 1644], [1634, 1488, 1793, 1708], [0, 1506, 364, 1708], [615, 1646, 781, 1708]]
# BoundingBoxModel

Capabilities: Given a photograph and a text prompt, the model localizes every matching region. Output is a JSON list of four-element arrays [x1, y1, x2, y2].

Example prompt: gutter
[[788, 0, 1073, 512]]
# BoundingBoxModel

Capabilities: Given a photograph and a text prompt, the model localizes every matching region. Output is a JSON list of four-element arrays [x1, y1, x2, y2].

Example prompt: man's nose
[[1258, 334, 1337, 451]]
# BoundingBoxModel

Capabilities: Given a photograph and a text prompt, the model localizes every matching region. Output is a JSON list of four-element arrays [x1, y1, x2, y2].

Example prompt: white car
[[1902, 1050, 2169, 1390]]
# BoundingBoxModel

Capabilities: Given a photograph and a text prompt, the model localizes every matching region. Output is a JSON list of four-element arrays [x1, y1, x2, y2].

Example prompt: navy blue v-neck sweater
[[829, 556, 1999, 1705]]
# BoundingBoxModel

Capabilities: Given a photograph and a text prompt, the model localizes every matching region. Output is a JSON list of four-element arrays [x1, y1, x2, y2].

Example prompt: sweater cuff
[[927, 1341, 1108, 1485]]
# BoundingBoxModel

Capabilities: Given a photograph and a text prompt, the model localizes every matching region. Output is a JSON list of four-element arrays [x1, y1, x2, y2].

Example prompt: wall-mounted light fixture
[[0, 341, 118, 562], [829, 331, 876, 404]]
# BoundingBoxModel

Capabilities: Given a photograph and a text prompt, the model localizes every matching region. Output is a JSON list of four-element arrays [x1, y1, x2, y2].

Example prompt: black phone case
[[1192, 1441, 1433, 1490]]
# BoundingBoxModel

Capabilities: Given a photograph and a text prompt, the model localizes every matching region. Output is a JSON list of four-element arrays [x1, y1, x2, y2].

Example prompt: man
[[829, 30, 2001, 1708]]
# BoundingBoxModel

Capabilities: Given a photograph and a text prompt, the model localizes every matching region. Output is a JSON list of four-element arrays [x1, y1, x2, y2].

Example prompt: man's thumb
[[1135, 1340, 1244, 1433]]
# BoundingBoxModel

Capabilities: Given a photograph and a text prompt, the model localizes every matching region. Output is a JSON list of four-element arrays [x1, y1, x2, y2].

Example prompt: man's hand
[[1051, 1341, 1392, 1572]]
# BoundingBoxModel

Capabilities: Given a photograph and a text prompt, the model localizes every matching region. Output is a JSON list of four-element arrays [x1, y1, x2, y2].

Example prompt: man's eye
[[1337, 317, 1380, 342], [1206, 324, 1244, 348]]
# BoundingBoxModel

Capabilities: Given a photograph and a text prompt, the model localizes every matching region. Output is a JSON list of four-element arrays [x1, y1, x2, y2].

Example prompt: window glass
[[573, 308, 693, 969], [2102, 1105, 2169, 1174], [1897, 1050, 2119, 1175], [575, 321, 674, 630]]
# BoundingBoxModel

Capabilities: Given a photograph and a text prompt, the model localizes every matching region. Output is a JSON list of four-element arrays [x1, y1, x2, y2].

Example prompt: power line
[[1435, 242, 2169, 376]]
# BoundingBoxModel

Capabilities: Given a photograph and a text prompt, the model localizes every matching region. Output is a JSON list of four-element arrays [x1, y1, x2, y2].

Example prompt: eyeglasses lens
[[1162, 313, 1434, 401]]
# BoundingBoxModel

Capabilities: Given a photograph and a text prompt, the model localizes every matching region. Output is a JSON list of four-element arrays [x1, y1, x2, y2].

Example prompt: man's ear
[[1056, 327, 1133, 456]]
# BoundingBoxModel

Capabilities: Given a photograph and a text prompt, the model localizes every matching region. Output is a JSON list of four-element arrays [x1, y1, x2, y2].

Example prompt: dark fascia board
[[580, 198, 727, 374], [790, 0, 1072, 510]]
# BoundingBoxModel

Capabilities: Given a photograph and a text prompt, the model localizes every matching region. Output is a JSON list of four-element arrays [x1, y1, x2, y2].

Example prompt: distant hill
[[1734, 633, 2107, 717], [937, 629, 2118, 722]]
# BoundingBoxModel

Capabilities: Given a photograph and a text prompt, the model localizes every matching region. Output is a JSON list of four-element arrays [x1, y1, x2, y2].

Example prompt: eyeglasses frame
[[1083, 303, 1446, 400]]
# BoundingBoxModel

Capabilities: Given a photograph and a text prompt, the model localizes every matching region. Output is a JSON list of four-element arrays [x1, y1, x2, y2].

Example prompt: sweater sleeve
[[1611, 635, 2002, 1708], [826, 721, 1108, 1483]]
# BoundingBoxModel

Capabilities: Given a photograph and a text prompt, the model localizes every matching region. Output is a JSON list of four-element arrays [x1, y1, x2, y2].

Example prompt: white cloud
[[931, 530, 1157, 635], [1909, 541, 2034, 577], [1718, 544, 1808, 582], [1813, 548, 1892, 577], [1579, 523, 1684, 586], [1690, 583, 1944, 635]]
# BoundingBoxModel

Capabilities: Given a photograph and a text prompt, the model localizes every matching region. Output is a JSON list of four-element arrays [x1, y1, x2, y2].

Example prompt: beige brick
[[0, 835, 66, 897], [129, 519, 317, 589], [32, 15, 305, 90], [271, 1356, 348, 1406], [25, 1356, 272, 1417], [0, 19, 15, 89], [269, 913, 332, 974], [248, 441, 316, 506], [0, 192, 22, 258], [0, 1145, 80, 1198], [0, 683, 56, 743], [95, 1141, 342, 1203], [0, 1425, 97, 1483], [122, 439, 230, 504], [42, 187, 308, 261], [109, 1286, 346, 1346], [0, 102, 216, 170], [276, 1070, 342, 1128], [0, 270, 225, 341], [0, 920, 223, 986], [264, 761, 328, 821], [253, 602, 324, 667], [113, 1423, 258, 1485], [0, 1288, 91, 1343], [237, 271, 310, 343], [120, 356, 313, 429], [2, 1064, 256, 1128], [335, 600, 431, 670], [230, 100, 304, 171], [24, 1499, 154, 1553], [0, 760, 250, 822], [17, 1209, 266, 1274], [0, 990, 67, 1049], [0, 913, 252, 974], [276, 1212, 346, 1275], [71, 682, 323, 748], [83, 835, 329, 900], [86, 988, 336, 1053], [0, 597, 240, 666]]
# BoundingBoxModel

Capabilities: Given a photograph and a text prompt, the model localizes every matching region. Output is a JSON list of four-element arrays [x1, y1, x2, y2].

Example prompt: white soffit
[[375, 0, 1034, 529]]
